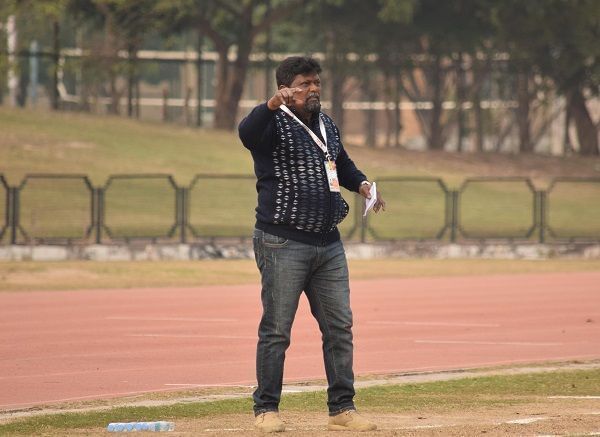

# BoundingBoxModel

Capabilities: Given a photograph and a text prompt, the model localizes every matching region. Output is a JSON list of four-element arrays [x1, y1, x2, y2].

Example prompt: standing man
[[238, 56, 385, 433]]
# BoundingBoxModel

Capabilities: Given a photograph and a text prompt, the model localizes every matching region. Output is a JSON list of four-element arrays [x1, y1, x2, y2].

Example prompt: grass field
[[1, 258, 600, 291], [2, 107, 600, 241], [1, 366, 598, 435]]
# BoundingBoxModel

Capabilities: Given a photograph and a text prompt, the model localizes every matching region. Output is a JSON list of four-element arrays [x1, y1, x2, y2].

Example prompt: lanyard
[[280, 104, 332, 162]]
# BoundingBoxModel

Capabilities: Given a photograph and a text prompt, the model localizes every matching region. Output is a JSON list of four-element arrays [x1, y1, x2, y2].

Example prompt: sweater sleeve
[[238, 102, 276, 151], [335, 127, 368, 193]]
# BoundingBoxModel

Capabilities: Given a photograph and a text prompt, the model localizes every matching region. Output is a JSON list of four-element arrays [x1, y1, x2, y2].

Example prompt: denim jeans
[[252, 229, 356, 416]]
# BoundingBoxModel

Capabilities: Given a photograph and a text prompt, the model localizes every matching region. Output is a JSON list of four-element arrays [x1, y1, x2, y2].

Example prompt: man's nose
[[309, 82, 320, 93]]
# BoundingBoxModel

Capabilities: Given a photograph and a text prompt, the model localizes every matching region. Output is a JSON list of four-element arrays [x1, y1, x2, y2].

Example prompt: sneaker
[[254, 411, 285, 433], [328, 409, 377, 431]]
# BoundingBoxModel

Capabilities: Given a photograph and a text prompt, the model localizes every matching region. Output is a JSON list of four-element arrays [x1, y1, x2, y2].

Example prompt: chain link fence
[[1, 174, 599, 245]]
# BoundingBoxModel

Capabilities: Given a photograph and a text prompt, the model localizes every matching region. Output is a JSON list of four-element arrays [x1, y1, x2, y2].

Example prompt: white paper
[[363, 182, 377, 216]]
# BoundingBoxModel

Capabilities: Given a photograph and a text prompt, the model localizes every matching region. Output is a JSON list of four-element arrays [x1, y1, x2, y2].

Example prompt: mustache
[[307, 93, 320, 100]]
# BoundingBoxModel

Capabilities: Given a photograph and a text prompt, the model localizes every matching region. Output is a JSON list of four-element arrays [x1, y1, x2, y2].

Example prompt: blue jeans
[[252, 229, 356, 416]]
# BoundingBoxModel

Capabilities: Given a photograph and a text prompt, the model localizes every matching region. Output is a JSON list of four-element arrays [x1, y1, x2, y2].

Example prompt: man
[[238, 56, 385, 433]]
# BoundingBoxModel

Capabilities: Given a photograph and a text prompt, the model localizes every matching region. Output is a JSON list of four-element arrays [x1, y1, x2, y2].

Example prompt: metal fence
[[1, 174, 599, 245]]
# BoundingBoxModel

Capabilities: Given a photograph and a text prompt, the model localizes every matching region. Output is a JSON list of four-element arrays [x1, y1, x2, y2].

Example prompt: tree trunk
[[568, 88, 599, 156], [516, 69, 533, 153], [326, 28, 346, 132], [213, 46, 230, 129], [215, 37, 252, 131], [563, 102, 572, 154], [127, 44, 136, 118], [224, 32, 254, 130], [455, 53, 467, 152], [362, 76, 377, 148], [472, 61, 484, 152], [264, 0, 272, 101], [329, 58, 346, 132], [394, 65, 402, 147], [383, 71, 393, 148], [429, 55, 444, 150]]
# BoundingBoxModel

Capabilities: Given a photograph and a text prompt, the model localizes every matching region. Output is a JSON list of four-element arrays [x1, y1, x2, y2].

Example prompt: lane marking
[[505, 417, 548, 424], [371, 321, 501, 328], [164, 383, 254, 388], [126, 334, 254, 339], [106, 317, 237, 322], [415, 340, 563, 346], [537, 434, 600, 437]]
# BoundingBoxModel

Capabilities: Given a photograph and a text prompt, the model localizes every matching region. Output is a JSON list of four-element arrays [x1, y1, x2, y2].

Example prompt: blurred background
[[1, 0, 598, 153], [0, 0, 599, 247]]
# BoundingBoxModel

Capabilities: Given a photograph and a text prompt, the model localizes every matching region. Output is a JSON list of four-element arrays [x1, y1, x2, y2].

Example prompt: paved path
[[1, 272, 599, 410]]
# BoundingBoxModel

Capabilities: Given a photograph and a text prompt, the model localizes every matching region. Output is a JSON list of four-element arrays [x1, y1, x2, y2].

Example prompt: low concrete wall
[[1, 242, 599, 261]]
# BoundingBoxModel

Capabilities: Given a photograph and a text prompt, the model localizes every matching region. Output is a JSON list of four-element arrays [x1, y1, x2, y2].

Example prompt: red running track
[[1, 272, 599, 410]]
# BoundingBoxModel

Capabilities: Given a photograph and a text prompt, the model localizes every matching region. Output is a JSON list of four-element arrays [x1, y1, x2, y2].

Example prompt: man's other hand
[[359, 183, 386, 213]]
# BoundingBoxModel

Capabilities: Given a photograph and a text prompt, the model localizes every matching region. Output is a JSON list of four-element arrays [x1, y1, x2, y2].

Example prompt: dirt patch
[[37, 399, 600, 436]]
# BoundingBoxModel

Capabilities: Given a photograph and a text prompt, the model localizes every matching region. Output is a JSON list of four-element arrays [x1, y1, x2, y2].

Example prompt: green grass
[[2, 107, 600, 241], [0, 368, 598, 435]]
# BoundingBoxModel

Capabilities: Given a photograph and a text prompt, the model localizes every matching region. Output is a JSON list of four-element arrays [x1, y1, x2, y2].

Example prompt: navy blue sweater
[[238, 103, 367, 246]]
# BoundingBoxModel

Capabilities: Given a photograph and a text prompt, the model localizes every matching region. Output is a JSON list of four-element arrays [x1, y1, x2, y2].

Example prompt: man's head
[[276, 56, 322, 116]]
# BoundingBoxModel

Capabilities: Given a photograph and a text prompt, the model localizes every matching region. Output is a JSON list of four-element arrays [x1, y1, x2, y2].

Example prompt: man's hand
[[267, 87, 303, 110], [359, 183, 386, 213]]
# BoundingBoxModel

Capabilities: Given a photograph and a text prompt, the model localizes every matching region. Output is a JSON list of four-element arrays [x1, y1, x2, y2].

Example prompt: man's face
[[285, 72, 321, 114]]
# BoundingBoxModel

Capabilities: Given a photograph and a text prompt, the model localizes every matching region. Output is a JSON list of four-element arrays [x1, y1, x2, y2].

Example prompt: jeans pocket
[[263, 232, 288, 248]]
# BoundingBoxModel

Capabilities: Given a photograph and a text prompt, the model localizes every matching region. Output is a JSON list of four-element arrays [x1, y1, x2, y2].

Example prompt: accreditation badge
[[325, 160, 341, 192]]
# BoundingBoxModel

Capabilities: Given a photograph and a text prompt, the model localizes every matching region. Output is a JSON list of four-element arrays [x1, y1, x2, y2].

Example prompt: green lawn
[[2, 107, 600, 242]]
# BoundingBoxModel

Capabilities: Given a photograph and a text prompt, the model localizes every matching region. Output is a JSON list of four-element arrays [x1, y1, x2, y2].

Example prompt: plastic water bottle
[[107, 421, 175, 432]]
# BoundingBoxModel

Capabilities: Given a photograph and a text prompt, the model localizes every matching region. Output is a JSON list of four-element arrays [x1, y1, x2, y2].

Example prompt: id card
[[325, 161, 341, 192]]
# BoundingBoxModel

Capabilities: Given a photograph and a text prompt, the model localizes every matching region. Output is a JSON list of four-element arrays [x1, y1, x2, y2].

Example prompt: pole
[[7, 15, 18, 107]]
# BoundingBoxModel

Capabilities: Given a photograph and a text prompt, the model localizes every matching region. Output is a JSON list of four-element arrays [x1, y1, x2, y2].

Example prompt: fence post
[[95, 188, 104, 244], [179, 187, 188, 244], [10, 187, 18, 245], [449, 190, 459, 243], [6, 187, 12, 243], [360, 212, 367, 243], [538, 190, 546, 244]]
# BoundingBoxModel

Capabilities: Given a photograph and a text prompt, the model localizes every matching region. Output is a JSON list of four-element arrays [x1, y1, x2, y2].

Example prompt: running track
[[1, 272, 599, 410]]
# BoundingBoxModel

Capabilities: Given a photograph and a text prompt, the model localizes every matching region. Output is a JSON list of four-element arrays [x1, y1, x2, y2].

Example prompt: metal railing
[[1, 174, 599, 245]]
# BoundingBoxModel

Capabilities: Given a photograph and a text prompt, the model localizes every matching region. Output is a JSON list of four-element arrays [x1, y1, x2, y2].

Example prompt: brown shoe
[[328, 409, 377, 431], [254, 411, 285, 433]]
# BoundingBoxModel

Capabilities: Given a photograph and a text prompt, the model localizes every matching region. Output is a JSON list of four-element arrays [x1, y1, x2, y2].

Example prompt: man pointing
[[238, 56, 385, 433]]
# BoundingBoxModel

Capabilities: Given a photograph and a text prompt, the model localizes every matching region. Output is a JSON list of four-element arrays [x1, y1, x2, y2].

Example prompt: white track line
[[106, 317, 237, 322], [164, 383, 254, 388], [505, 417, 548, 424], [415, 340, 563, 346], [126, 334, 254, 339], [370, 321, 501, 328], [549, 396, 600, 399]]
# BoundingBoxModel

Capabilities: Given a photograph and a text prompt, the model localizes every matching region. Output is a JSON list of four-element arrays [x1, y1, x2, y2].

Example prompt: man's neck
[[294, 107, 314, 124]]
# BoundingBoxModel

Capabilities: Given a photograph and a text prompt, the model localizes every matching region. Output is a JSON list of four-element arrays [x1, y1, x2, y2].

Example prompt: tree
[[156, 0, 304, 130], [1, 0, 68, 109], [70, 0, 157, 116], [493, 0, 599, 155]]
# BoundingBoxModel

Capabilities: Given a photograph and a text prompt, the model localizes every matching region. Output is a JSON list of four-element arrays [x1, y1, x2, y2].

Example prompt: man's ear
[[278, 85, 286, 90]]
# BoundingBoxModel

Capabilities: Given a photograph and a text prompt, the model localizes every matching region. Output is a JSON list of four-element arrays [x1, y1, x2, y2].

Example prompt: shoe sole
[[255, 425, 285, 433]]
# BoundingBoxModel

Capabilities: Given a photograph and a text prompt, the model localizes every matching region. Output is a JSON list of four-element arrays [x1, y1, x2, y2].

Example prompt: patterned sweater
[[238, 103, 367, 246]]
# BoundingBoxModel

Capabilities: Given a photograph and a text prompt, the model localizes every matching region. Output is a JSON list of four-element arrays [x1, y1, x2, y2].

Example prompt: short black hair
[[275, 56, 322, 87]]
